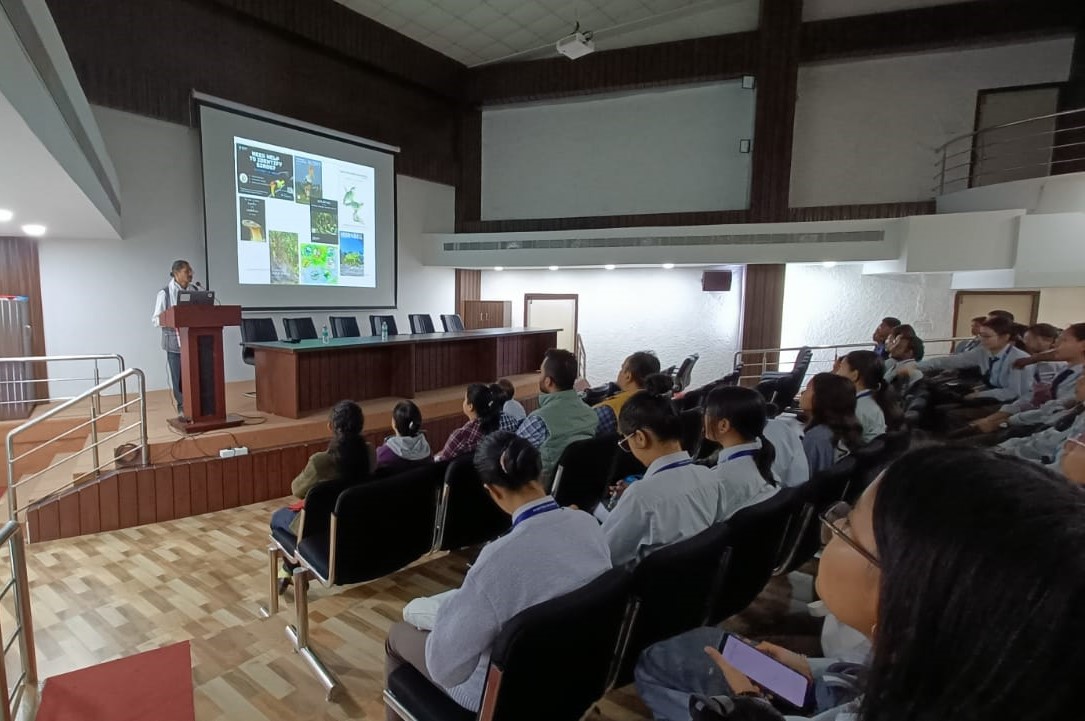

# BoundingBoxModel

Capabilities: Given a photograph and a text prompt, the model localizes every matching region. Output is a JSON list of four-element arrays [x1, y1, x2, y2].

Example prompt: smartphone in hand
[[717, 634, 810, 708]]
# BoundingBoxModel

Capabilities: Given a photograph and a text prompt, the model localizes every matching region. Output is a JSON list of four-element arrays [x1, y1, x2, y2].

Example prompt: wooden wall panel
[[118, 470, 139, 529], [98, 474, 120, 532], [78, 485, 101, 535], [36, 504, 59, 543], [252, 453, 269, 502], [236, 453, 255, 506], [740, 264, 786, 365], [154, 466, 174, 522], [136, 469, 156, 525], [207, 460, 225, 512], [455, 270, 482, 321], [455, 109, 483, 231], [266, 448, 285, 497], [172, 463, 192, 519], [190, 463, 209, 516], [0, 238, 47, 406], [787, 201, 936, 222], [222, 457, 240, 509], [57, 492, 80, 539]]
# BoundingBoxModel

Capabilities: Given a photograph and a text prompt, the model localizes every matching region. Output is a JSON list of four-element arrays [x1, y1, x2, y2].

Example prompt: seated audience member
[[987, 308, 1015, 323], [762, 416, 810, 488], [435, 384, 518, 462], [1022, 323, 1063, 386], [517, 349, 600, 484], [269, 400, 374, 590], [954, 316, 986, 354], [968, 323, 1085, 435], [635, 446, 1085, 721], [597, 390, 724, 566], [883, 330, 924, 392], [594, 350, 662, 435], [917, 316, 1032, 405], [495, 378, 526, 422], [800, 373, 863, 474], [871, 317, 901, 359], [384, 433, 611, 716], [702, 386, 780, 512], [997, 376, 1085, 463], [1059, 432, 1085, 486], [834, 350, 900, 442], [375, 400, 432, 472]]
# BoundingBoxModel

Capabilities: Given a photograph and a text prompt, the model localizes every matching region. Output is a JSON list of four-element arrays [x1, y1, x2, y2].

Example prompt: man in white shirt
[[151, 260, 195, 417]]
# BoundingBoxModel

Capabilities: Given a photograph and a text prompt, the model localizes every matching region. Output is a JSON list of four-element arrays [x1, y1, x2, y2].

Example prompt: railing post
[[90, 364, 101, 478], [938, 146, 948, 195], [10, 528, 37, 686], [137, 370, 150, 467]]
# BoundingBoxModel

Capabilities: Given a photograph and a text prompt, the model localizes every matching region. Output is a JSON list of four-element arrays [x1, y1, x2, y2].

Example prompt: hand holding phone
[[712, 634, 811, 708]]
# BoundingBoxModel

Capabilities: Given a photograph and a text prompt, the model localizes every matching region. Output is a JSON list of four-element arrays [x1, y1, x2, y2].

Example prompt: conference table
[[244, 328, 559, 418]]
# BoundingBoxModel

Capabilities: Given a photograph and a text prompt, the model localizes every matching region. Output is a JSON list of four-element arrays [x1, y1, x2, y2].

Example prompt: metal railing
[[733, 338, 968, 385], [0, 354, 127, 408], [5, 369, 149, 523], [934, 106, 1085, 195], [0, 520, 37, 721]]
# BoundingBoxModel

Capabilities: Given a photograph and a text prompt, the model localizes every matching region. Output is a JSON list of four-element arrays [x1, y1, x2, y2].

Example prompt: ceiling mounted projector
[[556, 24, 595, 60]]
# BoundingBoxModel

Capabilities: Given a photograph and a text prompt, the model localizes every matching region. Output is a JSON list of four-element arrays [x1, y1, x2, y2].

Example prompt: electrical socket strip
[[217, 446, 250, 458]]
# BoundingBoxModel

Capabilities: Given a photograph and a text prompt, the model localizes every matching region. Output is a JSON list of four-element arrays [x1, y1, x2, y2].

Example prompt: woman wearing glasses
[[636, 446, 1085, 721], [598, 390, 724, 567]]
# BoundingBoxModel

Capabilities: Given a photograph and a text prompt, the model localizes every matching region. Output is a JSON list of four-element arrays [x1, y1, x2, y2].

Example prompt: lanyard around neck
[[721, 449, 758, 463], [512, 499, 560, 529], [647, 458, 693, 477]]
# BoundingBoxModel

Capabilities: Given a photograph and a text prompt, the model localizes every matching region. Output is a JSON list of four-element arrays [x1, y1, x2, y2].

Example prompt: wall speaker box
[[702, 270, 733, 292]]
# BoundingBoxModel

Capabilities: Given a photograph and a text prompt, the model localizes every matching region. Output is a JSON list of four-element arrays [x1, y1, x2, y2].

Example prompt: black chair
[[370, 315, 399, 336], [384, 566, 633, 721], [671, 353, 700, 393], [774, 457, 859, 575], [756, 347, 813, 410], [844, 436, 893, 503], [240, 317, 278, 366], [678, 408, 705, 457], [441, 314, 465, 332], [329, 316, 361, 338], [286, 463, 446, 699], [409, 314, 436, 334], [283, 317, 318, 341], [707, 488, 801, 623], [612, 523, 732, 685], [433, 457, 511, 551], [580, 382, 620, 407], [551, 435, 620, 509]]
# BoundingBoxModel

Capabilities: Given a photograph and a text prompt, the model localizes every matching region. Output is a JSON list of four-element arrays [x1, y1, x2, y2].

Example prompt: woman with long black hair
[[835, 350, 901, 441], [799, 373, 864, 473], [434, 383, 518, 462]]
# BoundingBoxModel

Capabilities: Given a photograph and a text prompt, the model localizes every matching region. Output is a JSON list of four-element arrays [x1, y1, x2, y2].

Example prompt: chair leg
[[258, 544, 281, 618], [284, 568, 341, 701]]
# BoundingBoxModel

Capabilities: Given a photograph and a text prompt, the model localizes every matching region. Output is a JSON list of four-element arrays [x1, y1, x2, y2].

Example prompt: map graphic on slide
[[340, 232, 364, 277], [300, 243, 339, 285], [234, 136, 376, 288]]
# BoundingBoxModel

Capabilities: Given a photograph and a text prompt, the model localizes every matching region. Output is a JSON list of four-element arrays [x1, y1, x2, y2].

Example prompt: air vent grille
[[442, 230, 882, 252]]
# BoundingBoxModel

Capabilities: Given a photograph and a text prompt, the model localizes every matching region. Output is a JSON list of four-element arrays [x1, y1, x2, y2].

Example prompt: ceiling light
[[822, 261, 838, 268], [21, 224, 46, 237], [662, 263, 675, 270], [494, 266, 504, 271], [0, 209, 12, 222], [549, 265, 559, 271], [604, 264, 615, 271]]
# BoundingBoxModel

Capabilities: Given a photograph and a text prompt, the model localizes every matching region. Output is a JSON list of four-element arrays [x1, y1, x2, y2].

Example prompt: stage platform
[[5, 374, 541, 543]]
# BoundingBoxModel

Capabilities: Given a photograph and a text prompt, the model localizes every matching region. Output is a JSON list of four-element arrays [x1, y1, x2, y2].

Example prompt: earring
[[870, 623, 878, 638]]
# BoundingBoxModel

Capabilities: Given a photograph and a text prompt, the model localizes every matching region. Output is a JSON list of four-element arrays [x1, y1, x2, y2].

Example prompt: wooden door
[[463, 300, 511, 329], [953, 291, 1039, 336], [525, 294, 578, 354]]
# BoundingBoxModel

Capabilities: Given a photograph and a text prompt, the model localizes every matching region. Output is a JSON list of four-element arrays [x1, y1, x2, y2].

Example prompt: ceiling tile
[[457, 3, 505, 27]]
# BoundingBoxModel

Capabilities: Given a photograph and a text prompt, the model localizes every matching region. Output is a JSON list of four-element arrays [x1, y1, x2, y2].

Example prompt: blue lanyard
[[647, 459, 693, 477], [512, 500, 560, 529], [856, 390, 873, 399], [721, 449, 758, 463]]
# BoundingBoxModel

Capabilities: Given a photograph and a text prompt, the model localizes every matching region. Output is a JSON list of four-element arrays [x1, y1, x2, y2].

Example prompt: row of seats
[[240, 313, 465, 365]]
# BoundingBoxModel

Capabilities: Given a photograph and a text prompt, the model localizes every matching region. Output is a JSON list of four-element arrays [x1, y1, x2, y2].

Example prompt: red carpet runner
[[37, 641, 195, 721]]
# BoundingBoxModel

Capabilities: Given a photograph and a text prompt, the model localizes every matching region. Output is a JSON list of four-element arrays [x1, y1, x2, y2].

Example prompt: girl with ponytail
[[702, 386, 781, 513], [836, 350, 901, 441], [434, 383, 519, 462], [375, 400, 433, 472]]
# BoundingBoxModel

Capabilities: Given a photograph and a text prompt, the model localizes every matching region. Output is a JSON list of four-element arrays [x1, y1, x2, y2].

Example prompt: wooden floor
[[14, 500, 812, 721]]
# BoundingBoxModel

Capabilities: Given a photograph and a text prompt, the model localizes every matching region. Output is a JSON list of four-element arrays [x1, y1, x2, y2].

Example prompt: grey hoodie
[[376, 434, 433, 470]]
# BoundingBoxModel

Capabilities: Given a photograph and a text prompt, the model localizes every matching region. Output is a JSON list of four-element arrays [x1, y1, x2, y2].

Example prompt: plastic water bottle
[[321, 324, 330, 345], [380, 321, 388, 342]]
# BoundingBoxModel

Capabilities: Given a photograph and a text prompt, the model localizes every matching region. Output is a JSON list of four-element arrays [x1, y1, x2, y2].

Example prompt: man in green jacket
[[516, 348, 600, 487]]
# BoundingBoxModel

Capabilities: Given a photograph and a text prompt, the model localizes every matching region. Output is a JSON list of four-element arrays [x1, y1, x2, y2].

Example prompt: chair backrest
[[324, 463, 445, 586], [775, 456, 860, 575], [283, 317, 318, 341], [673, 354, 699, 393], [707, 488, 801, 624], [551, 436, 619, 510], [408, 314, 436, 334], [241, 317, 278, 343], [435, 457, 511, 551], [613, 523, 732, 684], [296, 476, 353, 543], [329, 316, 361, 338], [485, 567, 633, 721], [678, 408, 705, 457], [791, 347, 813, 381], [370, 315, 399, 336], [440, 314, 464, 332]]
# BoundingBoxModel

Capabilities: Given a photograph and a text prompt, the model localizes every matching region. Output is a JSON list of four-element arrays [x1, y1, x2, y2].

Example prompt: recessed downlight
[[662, 263, 675, 270], [822, 261, 838, 268], [604, 264, 615, 270], [21, 224, 46, 237], [0, 209, 13, 222], [494, 266, 504, 271], [549, 265, 559, 271]]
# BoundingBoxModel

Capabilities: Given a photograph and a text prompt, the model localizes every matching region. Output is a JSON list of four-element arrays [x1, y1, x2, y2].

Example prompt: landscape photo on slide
[[239, 197, 266, 241], [295, 157, 322, 205], [269, 231, 300, 284], [339, 171, 367, 228], [310, 198, 339, 245], [236, 143, 294, 201], [300, 243, 339, 285], [340, 232, 365, 277]]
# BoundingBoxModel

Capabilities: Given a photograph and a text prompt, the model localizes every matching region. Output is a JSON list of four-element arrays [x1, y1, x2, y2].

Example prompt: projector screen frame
[[193, 92, 400, 311]]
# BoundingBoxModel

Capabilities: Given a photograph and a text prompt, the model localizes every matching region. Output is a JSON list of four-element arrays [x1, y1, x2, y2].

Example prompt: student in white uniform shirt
[[917, 316, 1033, 407], [597, 390, 724, 567], [384, 432, 610, 717], [882, 326, 924, 393], [834, 351, 899, 443], [967, 323, 1085, 436], [702, 386, 780, 513], [762, 416, 809, 488]]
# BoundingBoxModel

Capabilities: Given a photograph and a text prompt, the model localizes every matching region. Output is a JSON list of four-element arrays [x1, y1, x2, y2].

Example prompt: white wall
[[480, 267, 744, 388], [37, 106, 455, 394], [481, 81, 755, 219], [790, 39, 1074, 207], [781, 265, 955, 354]]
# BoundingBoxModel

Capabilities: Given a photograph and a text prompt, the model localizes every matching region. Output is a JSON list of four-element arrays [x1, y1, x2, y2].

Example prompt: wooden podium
[[160, 304, 244, 433]]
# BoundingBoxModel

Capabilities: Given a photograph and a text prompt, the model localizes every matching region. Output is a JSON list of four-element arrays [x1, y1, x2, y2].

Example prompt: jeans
[[635, 627, 730, 721], [165, 351, 183, 414], [270, 507, 298, 540]]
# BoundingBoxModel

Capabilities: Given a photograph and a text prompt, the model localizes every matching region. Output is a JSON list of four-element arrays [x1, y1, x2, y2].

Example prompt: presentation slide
[[198, 100, 398, 310], [233, 139, 376, 289]]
